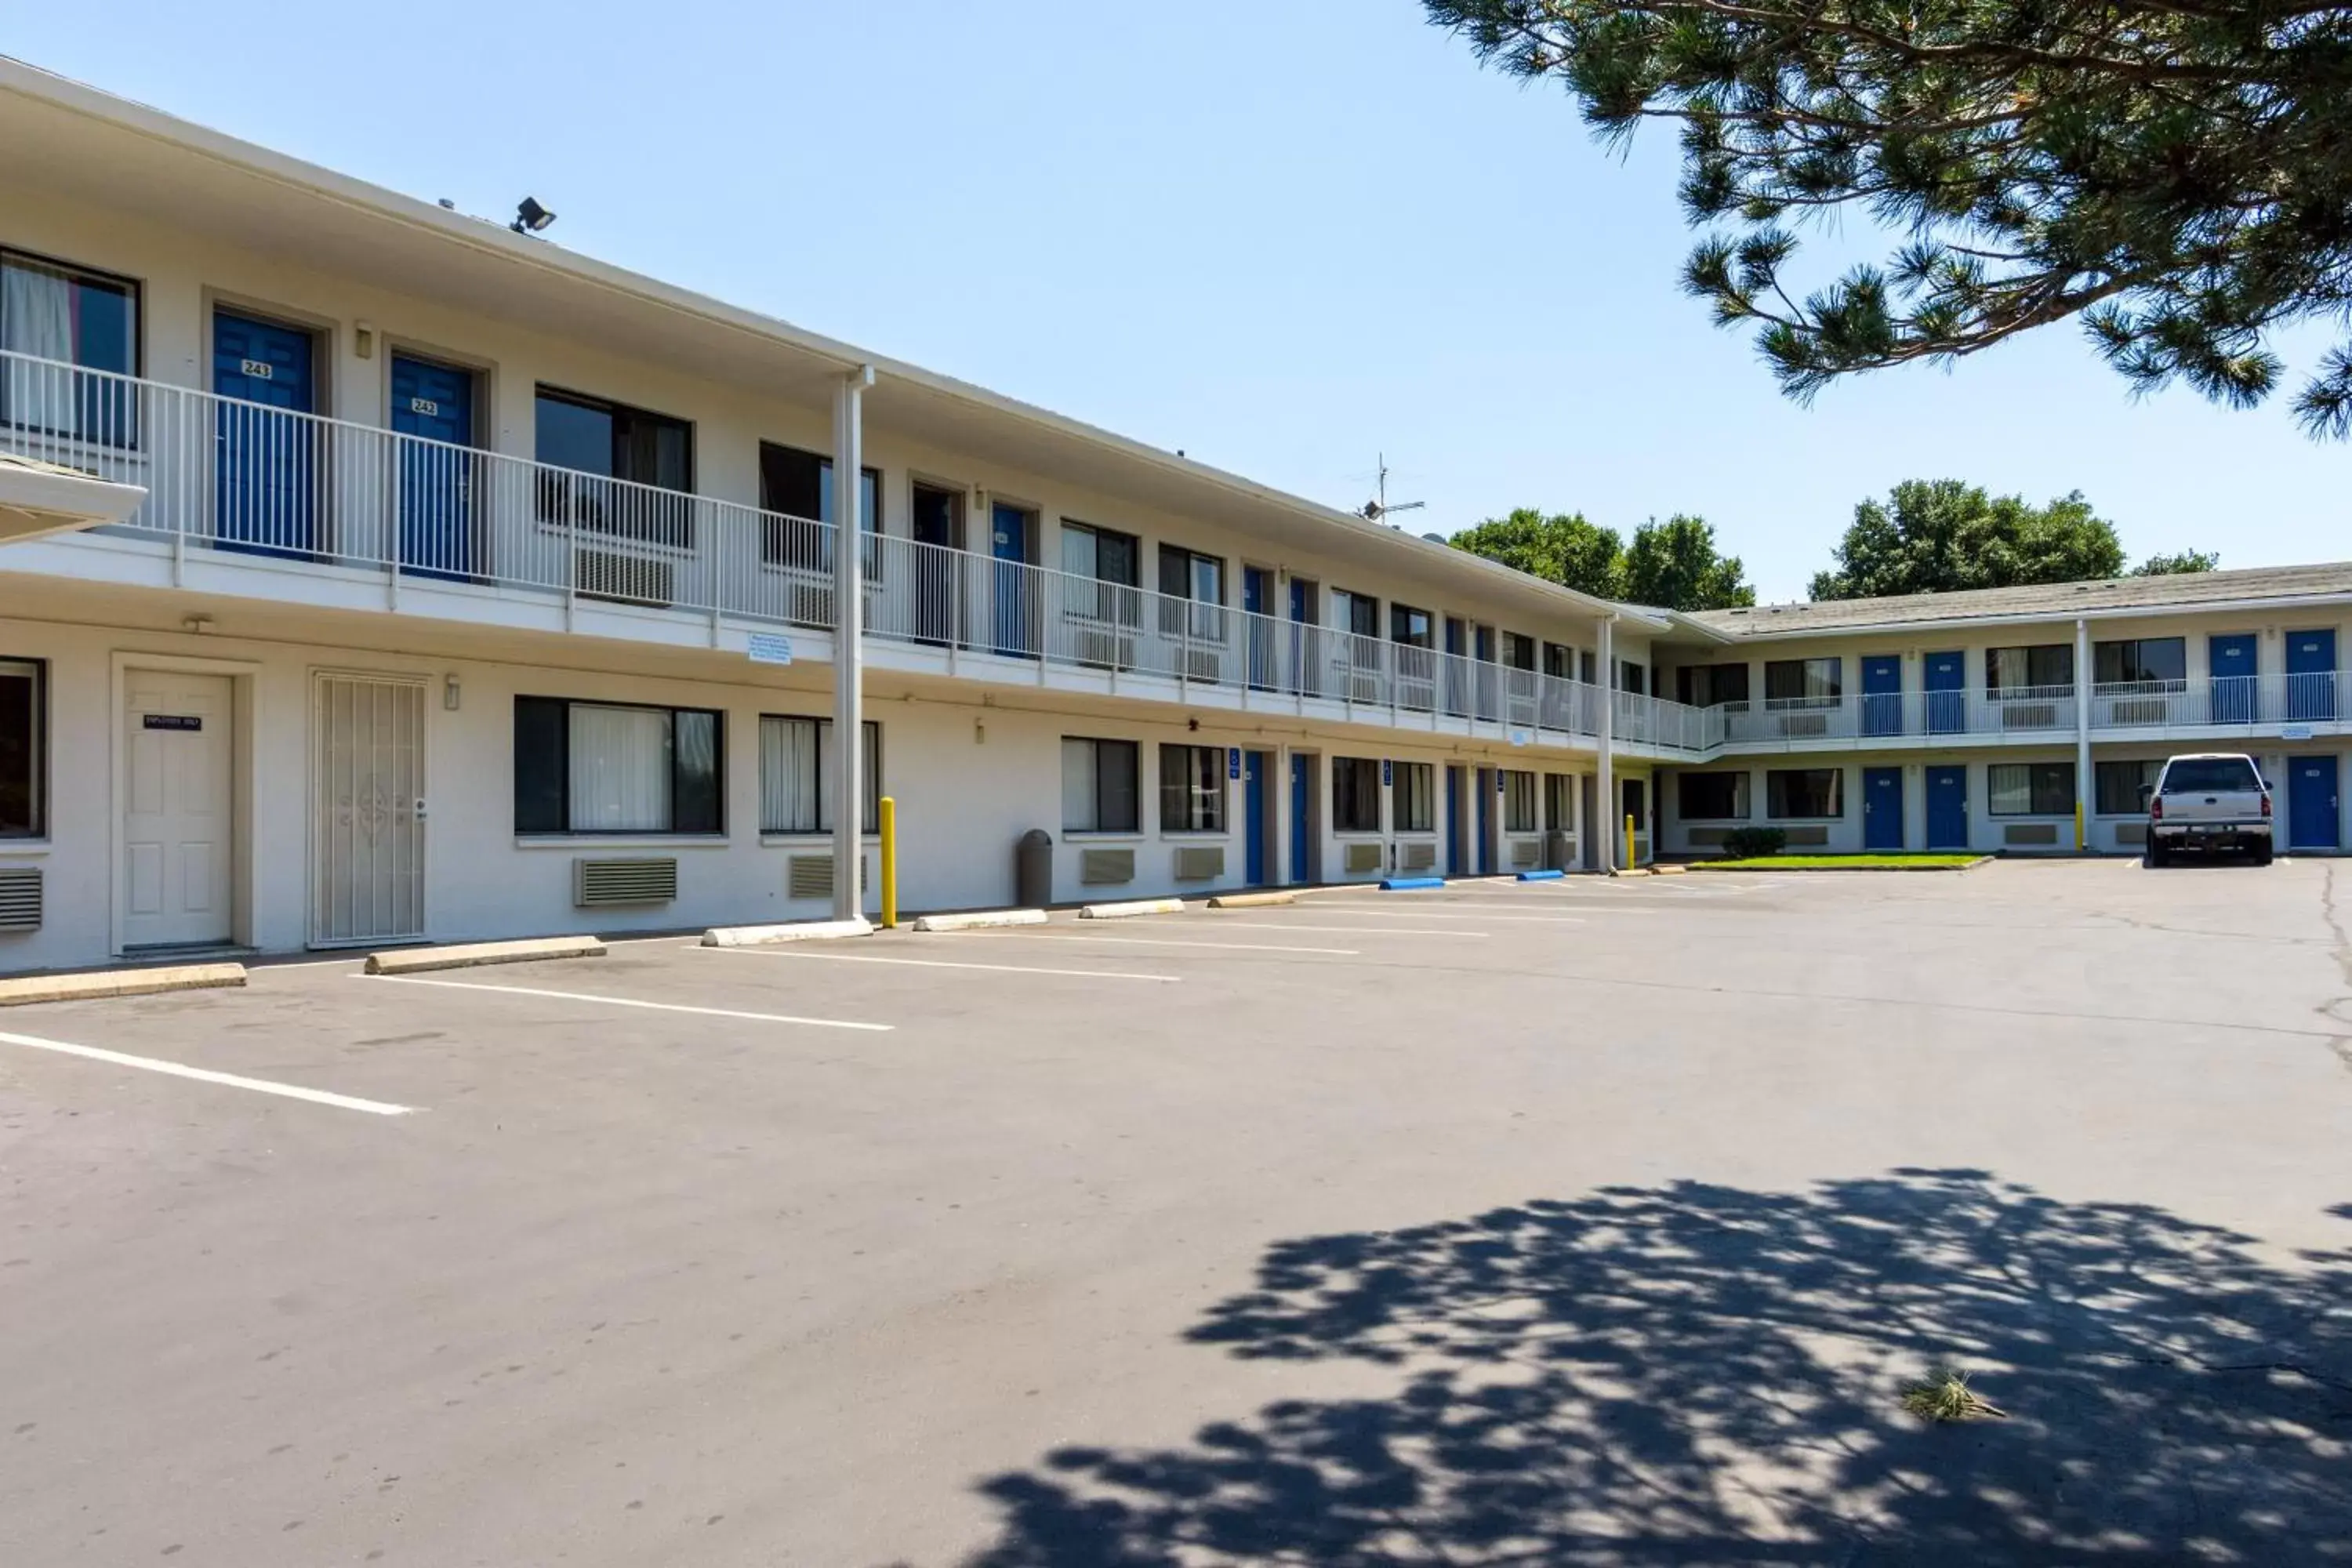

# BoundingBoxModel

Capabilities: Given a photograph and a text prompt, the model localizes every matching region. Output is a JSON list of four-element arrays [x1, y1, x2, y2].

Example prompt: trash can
[[1545, 829, 1573, 873], [1015, 828, 1054, 909]]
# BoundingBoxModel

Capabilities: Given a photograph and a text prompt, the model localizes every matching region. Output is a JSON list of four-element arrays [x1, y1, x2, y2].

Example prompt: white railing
[[1705, 672, 2346, 748], [0, 350, 1722, 753]]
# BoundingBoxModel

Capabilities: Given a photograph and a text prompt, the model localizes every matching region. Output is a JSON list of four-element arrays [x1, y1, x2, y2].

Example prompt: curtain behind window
[[2, 260, 74, 432], [569, 703, 671, 832], [760, 717, 820, 833]]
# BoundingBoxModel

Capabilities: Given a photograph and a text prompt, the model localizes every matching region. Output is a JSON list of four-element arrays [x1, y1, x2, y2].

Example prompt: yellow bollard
[[2074, 800, 2085, 853], [879, 795, 898, 928], [1624, 812, 1637, 871]]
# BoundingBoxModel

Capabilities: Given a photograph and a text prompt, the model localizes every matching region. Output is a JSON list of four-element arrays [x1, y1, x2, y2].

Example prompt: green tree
[[2132, 550, 2221, 576], [1447, 508, 1625, 597], [1425, 0, 2352, 434], [1809, 481, 2129, 600], [1621, 514, 1756, 609]]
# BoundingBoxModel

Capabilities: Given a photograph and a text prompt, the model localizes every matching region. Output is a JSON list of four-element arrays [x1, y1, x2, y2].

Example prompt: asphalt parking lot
[[4, 861, 2349, 1566]]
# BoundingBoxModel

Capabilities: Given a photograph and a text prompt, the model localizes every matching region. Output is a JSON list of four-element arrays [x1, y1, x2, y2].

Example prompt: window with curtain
[[1501, 770, 1537, 832], [1062, 738, 1139, 833], [1679, 771, 1751, 820], [1332, 590, 1380, 638], [1988, 761, 2076, 815], [759, 716, 880, 833], [2093, 637, 2187, 688], [1987, 644, 2074, 693], [1389, 604, 1433, 647], [1, 249, 140, 446], [1157, 745, 1227, 833], [1502, 633, 1536, 671], [1062, 521, 1142, 626], [1766, 768, 1844, 819], [0, 658, 45, 837], [1764, 658, 1841, 706], [513, 697, 721, 835], [1332, 757, 1382, 833], [1395, 762, 1435, 833], [533, 387, 694, 547], [757, 441, 880, 573], [2095, 759, 2161, 815], [1679, 664, 1752, 709], [1544, 772, 1575, 832]]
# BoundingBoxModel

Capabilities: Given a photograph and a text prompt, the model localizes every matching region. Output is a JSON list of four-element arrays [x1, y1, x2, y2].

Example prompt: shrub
[[1721, 826, 1787, 859]]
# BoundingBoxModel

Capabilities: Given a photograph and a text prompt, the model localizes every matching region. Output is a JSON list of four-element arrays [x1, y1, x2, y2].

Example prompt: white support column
[[832, 365, 875, 920], [2074, 616, 2092, 851], [1597, 615, 1617, 872]]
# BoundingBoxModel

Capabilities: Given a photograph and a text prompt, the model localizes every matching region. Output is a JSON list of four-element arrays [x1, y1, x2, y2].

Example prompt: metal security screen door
[[311, 673, 426, 945]]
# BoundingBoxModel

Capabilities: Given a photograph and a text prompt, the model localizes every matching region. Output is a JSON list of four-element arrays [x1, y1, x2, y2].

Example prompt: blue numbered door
[[1243, 567, 1274, 689], [1445, 765, 1462, 875], [990, 504, 1032, 658], [212, 310, 318, 554], [1860, 655, 1903, 736], [1477, 768, 1496, 874], [1925, 651, 1965, 734], [1243, 750, 1269, 884], [2285, 630, 2337, 720], [1926, 765, 1969, 849], [2288, 755, 2340, 851], [390, 354, 477, 579], [2209, 633, 2257, 724], [1864, 767, 1905, 851], [1290, 753, 1313, 882]]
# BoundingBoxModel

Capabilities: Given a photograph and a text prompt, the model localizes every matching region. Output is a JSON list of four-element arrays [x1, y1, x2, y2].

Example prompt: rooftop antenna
[[1359, 453, 1425, 526]]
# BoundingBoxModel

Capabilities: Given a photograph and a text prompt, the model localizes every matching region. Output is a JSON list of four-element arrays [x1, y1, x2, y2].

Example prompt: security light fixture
[[511, 197, 556, 235]]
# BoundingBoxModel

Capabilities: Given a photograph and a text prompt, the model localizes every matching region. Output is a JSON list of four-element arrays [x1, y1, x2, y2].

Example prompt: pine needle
[[1901, 1367, 2009, 1423]]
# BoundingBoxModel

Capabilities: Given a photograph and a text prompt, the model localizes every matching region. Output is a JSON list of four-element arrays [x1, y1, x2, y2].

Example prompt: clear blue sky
[[13, 1, 2344, 601]]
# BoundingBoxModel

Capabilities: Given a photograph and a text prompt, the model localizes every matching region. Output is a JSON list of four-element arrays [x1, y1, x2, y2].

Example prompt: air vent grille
[[1173, 845, 1224, 881], [577, 549, 674, 608], [0, 866, 41, 931], [574, 857, 678, 908], [1399, 841, 1436, 872], [1343, 842, 1384, 875], [787, 854, 867, 900], [1080, 848, 1134, 885], [1508, 838, 1540, 868]]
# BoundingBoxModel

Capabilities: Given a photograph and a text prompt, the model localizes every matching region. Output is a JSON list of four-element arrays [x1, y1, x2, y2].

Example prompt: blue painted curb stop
[[1515, 869, 1566, 881], [1379, 876, 1446, 891]]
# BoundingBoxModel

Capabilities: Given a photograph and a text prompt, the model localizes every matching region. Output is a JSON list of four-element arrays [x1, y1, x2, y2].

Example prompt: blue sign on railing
[[746, 633, 793, 666]]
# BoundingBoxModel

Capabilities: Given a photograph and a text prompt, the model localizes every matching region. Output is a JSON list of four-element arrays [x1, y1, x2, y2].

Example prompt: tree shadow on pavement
[[956, 1170, 2352, 1566]]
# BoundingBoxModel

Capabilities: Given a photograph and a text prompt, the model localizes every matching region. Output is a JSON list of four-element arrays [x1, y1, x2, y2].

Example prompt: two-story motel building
[[0, 60, 2344, 974]]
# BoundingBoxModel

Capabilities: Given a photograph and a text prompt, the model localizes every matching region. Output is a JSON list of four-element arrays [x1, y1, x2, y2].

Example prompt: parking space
[[3, 861, 2349, 1565]]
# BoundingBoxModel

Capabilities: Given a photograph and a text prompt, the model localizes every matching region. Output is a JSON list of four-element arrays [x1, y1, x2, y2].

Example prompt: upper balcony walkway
[[1715, 677, 2347, 751]]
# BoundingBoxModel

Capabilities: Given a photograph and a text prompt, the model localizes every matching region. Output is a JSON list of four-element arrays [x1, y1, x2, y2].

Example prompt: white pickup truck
[[2144, 753, 2274, 866]]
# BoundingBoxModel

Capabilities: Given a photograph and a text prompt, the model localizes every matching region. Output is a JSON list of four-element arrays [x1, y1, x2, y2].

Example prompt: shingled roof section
[[1686, 562, 2352, 638]]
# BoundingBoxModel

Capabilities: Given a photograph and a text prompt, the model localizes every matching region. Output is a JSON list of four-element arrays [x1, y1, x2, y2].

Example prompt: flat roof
[[1685, 561, 2352, 640]]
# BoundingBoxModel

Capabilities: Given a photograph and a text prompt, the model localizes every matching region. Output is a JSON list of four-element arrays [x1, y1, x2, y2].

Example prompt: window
[[1580, 650, 1598, 685], [1332, 757, 1382, 833], [2096, 759, 2161, 816], [1765, 658, 1841, 706], [1157, 544, 1224, 604], [1390, 604, 1433, 647], [2094, 637, 2187, 687], [1, 249, 140, 445], [1542, 643, 1574, 680], [514, 697, 722, 835], [1501, 769, 1537, 832], [1617, 661, 1647, 695], [1766, 768, 1843, 819], [1679, 771, 1751, 821], [1062, 738, 1139, 833], [534, 387, 694, 546], [1544, 772, 1575, 832], [1333, 590, 1379, 639], [757, 441, 879, 572], [0, 659, 44, 837], [1395, 761, 1435, 833], [758, 716, 880, 834], [1987, 644, 2074, 693], [1502, 633, 1536, 671], [1064, 521, 1143, 626], [1156, 745, 1229, 833], [1987, 761, 2075, 815], [1678, 664, 1751, 709]]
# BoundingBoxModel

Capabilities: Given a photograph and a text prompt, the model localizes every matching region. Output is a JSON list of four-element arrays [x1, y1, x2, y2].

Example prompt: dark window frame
[[1764, 657, 1842, 706], [1395, 760, 1436, 833], [1678, 770, 1751, 822], [0, 656, 46, 839], [1987, 644, 2074, 693], [2093, 637, 2187, 688], [1501, 768, 1538, 833], [1062, 736, 1141, 834], [513, 695, 724, 837], [1987, 760, 2076, 815], [757, 440, 880, 573], [2094, 758, 2162, 817], [1766, 768, 1844, 821], [757, 713, 882, 835], [1157, 743, 1229, 833], [532, 384, 696, 549], [1389, 603, 1434, 648], [1332, 756, 1383, 833], [2, 246, 143, 448]]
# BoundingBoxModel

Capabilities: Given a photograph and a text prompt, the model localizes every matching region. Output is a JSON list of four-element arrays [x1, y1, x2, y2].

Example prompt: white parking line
[[361, 975, 891, 1032], [978, 932, 1360, 956], [1299, 908, 1588, 924], [693, 946, 1180, 983], [1194, 920, 1487, 938], [0, 1029, 417, 1116]]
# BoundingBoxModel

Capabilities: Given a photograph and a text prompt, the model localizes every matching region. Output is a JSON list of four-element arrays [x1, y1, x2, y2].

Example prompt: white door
[[312, 674, 426, 946], [122, 671, 234, 949]]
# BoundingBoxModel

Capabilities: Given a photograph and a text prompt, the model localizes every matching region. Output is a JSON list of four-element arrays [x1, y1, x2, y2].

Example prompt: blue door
[[1864, 767, 1904, 850], [2285, 630, 2336, 720], [1287, 579, 1316, 695], [990, 504, 1031, 657], [1243, 750, 1269, 884], [2209, 633, 2257, 724], [1861, 655, 1904, 736], [212, 310, 318, 554], [1243, 567, 1274, 688], [2288, 755, 2340, 850], [1476, 768, 1495, 874], [1290, 753, 1312, 882], [390, 354, 477, 579], [1445, 767, 1463, 875], [1926, 765, 1968, 849], [1925, 651, 1965, 734]]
